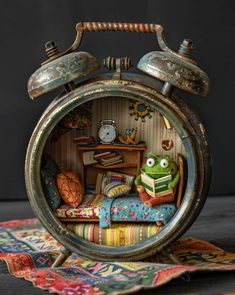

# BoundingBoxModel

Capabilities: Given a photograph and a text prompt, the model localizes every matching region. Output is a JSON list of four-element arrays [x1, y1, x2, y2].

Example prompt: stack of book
[[94, 151, 123, 166], [73, 136, 95, 145]]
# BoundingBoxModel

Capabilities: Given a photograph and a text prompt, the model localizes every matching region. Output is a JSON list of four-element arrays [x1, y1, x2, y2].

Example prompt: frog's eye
[[146, 158, 155, 167], [160, 158, 169, 168]]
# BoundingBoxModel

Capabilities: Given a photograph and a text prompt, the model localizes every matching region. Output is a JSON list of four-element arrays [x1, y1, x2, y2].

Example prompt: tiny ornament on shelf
[[118, 128, 141, 145], [162, 139, 174, 151]]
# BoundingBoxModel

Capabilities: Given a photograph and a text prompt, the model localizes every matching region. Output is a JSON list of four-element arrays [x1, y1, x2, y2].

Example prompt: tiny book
[[100, 154, 122, 164], [73, 136, 95, 145], [83, 151, 98, 165], [140, 173, 173, 198], [102, 159, 123, 166], [94, 151, 112, 159], [95, 172, 104, 195]]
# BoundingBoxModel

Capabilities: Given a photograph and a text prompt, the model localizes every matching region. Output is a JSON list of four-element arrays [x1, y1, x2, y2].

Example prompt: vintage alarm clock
[[98, 120, 118, 144], [25, 22, 211, 266]]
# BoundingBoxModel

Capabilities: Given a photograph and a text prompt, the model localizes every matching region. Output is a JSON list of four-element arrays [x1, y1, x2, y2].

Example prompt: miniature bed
[[56, 194, 176, 246], [55, 194, 177, 228]]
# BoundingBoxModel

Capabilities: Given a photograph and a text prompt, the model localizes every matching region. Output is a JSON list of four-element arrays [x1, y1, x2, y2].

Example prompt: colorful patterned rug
[[0, 218, 235, 295]]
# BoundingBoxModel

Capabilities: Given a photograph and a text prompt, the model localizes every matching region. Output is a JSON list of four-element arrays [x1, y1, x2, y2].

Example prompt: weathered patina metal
[[138, 43, 209, 97], [25, 22, 211, 262], [25, 74, 211, 261], [28, 51, 100, 99], [28, 22, 209, 99], [41, 22, 173, 64], [103, 56, 133, 71], [103, 56, 133, 79]]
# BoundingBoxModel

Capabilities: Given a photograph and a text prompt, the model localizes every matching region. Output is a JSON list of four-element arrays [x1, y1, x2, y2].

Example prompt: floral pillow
[[57, 170, 84, 208], [41, 168, 61, 210]]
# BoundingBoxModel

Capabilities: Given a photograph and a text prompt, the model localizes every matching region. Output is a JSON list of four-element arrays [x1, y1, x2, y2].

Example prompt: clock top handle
[[43, 22, 177, 64], [76, 22, 163, 34]]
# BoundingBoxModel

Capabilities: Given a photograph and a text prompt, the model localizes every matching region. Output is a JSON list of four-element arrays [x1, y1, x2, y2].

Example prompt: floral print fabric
[[56, 194, 176, 228], [100, 194, 176, 228]]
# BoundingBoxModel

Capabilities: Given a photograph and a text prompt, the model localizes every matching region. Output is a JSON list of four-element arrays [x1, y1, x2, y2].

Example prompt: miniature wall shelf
[[77, 144, 147, 186]]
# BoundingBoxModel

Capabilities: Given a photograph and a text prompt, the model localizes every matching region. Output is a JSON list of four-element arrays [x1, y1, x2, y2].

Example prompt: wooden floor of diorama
[[0, 196, 235, 294]]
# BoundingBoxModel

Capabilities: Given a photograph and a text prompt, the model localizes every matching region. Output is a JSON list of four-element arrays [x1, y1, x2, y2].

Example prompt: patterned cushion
[[67, 223, 163, 246], [41, 154, 60, 176], [56, 170, 84, 208], [41, 169, 61, 210], [103, 182, 131, 198]]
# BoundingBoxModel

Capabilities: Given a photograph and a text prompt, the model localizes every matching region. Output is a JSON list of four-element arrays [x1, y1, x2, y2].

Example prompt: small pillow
[[41, 169, 61, 210], [103, 182, 131, 198], [56, 170, 84, 208], [41, 154, 60, 176]]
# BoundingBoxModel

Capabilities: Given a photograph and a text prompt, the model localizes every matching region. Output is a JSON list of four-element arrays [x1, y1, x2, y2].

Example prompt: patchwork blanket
[[55, 194, 176, 228]]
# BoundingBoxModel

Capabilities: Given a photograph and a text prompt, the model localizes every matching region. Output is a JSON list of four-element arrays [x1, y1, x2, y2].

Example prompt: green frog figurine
[[135, 152, 180, 207]]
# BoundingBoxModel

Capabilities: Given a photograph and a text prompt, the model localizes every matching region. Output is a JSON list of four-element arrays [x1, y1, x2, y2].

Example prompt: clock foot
[[51, 246, 71, 268]]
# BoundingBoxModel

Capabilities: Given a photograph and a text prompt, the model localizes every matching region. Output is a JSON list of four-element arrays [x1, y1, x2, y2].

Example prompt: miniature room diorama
[[40, 96, 187, 247]]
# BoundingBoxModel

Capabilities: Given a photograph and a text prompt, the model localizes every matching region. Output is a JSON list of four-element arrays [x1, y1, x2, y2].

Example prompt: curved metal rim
[[25, 78, 208, 261]]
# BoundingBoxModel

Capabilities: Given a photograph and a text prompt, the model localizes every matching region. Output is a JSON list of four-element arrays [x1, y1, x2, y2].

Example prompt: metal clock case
[[98, 120, 118, 144], [25, 22, 211, 263]]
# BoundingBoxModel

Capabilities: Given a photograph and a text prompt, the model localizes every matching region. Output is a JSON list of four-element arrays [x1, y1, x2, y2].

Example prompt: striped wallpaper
[[44, 97, 185, 173]]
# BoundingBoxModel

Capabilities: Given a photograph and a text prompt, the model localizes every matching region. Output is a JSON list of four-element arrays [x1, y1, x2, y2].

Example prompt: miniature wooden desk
[[77, 144, 147, 186]]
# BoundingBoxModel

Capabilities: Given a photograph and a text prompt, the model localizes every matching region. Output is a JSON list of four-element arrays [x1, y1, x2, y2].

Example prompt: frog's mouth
[[147, 172, 169, 178]]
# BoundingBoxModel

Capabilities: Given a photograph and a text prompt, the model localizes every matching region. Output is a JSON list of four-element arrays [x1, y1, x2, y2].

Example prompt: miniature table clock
[[98, 120, 118, 144], [25, 22, 211, 266]]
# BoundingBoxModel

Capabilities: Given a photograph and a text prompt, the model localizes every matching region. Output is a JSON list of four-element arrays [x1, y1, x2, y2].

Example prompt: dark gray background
[[0, 0, 234, 200]]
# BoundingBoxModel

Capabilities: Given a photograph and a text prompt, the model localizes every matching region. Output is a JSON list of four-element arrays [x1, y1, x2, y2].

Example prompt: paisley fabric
[[1, 219, 235, 295], [56, 170, 84, 208], [55, 194, 176, 228], [41, 168, 61, 210], [67, 223, 163, 246]]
